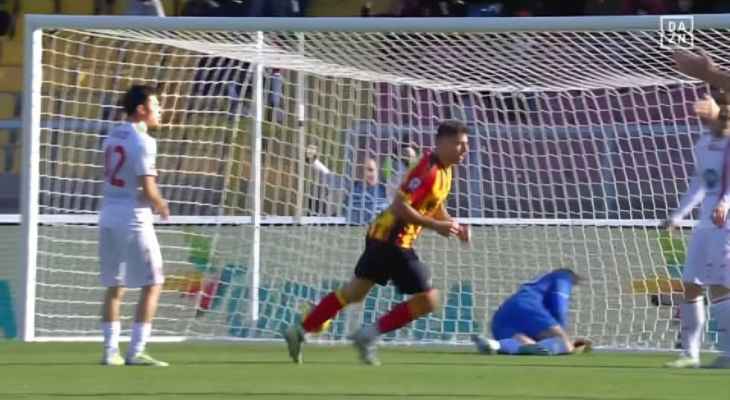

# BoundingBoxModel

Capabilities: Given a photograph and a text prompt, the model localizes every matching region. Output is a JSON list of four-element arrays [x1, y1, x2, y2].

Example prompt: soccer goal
[[18, 14, 728, 349]]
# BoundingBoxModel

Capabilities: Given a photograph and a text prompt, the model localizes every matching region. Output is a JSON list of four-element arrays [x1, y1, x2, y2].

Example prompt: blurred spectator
[[0, 10, 9, 36], [125, 0, 165, 15], [305, 146, 389, 223], [392, 0, 465, 17], [181, 2, 285, 121], [219, 0, 248, 15], [361, 1, 373, 16], [584, 0, 623, 14], [711, 0, 730, 12], [466, 1, 506, 16], [396, 0, 428, 16], [345, 158, 389, 225], [669, 0, 696, 12], [540, 0, 584, 15], [224, 0, 302, 16], [304, 143, 334, 216], [622, 0, 668, 14], [383, 136, 419, 201], [181, 0, 221, 16], [183, 0, 308, 16]]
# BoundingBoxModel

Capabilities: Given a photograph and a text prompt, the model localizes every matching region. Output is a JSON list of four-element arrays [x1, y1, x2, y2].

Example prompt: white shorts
[[683, 226, 730, 288], [98, 224, 164, 289]]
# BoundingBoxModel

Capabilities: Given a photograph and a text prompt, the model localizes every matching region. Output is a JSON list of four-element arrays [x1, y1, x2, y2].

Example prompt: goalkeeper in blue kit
[[472, 268, 591, 355]]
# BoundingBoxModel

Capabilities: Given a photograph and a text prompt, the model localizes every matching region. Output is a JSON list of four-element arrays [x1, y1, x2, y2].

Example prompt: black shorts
[[354, 239, 431, 295]]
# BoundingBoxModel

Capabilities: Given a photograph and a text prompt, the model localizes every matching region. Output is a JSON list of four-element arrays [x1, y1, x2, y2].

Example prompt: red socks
[[376, 301, 414, 334], [303, 294, 419, 335], [302, 292, 346, 333]]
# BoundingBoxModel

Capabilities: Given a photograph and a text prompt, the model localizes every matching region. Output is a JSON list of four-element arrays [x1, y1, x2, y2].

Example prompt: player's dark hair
[[122, 85, 157, 115], [555, 268, 582, 285], [436, 120, 468, 141]]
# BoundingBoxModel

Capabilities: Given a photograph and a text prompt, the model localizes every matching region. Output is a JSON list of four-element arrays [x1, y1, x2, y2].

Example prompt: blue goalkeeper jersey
[[512, 269, 574, 327]]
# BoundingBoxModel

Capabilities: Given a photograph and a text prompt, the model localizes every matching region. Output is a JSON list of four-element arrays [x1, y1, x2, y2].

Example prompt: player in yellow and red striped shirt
[[284, 120, 470, 365]]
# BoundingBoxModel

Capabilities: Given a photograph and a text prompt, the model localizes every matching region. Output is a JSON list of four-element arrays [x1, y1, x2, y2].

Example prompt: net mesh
[[29, 24, 730, 349]]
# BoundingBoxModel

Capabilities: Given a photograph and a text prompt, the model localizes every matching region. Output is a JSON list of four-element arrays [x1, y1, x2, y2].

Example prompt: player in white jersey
[[99, 85, 170, 367], [662, 84, 730, 368]]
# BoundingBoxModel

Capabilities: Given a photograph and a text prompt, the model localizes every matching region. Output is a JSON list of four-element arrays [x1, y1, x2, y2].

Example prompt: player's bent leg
[[407, 288, 440, 317], [665, 282, 704, 368], [523, 325, 573, 355], [352, 289, 439, 366], [471, 333, 531, 355], [708, 285, 730, 369], [300, 277, 371, 334], [377, 289, 439, 333], [284, 278, 373, 364], [339, 277, 375, 305], [500, 334, 535, 355]]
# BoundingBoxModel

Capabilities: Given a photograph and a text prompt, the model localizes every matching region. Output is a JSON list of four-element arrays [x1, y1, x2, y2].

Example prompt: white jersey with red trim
[[99, 122, 157, 227], [671, 134, 730, 229]]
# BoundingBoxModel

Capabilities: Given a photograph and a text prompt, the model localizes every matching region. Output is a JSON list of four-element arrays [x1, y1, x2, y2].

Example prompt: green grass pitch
[[0, 342, 727, 400]]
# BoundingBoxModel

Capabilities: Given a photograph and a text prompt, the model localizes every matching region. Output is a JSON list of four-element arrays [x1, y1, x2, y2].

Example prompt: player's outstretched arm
[[305, 144, 332, 176], [391, 192, 459, 237], [141, 175, 169, 220], [674, 49, 730, 91]]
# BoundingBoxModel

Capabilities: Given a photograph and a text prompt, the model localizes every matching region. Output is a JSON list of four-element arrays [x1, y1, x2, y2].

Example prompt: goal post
[[19, 14, 730, 349], [19, 25, 43, 342]]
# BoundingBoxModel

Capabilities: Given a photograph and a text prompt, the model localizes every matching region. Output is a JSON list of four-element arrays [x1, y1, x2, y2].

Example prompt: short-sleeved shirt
[[99, 122, 158, 227], [366, 151, 452, 248]]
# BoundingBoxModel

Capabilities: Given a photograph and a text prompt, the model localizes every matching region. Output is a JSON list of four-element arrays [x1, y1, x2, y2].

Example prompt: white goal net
[[20, 16, 730, 349]]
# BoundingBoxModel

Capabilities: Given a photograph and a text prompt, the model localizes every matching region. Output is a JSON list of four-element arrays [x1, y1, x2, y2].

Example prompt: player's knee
[[343, 290, 367, 304], [141, 284, 162, 299], [340, 279, 373, 304], [414, 289, 440, 315], [426, 289, 440, 311]]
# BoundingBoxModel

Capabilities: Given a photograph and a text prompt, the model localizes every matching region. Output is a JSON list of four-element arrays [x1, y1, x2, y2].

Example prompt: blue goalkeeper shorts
[[490, 294, 558, 340]]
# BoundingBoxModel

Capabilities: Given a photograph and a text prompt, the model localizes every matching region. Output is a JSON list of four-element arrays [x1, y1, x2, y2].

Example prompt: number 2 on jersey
[[104, 145, 126, 187]]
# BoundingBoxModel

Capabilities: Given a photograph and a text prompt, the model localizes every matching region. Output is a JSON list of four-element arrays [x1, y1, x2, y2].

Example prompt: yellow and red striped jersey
[[367, 151, 452, 248]]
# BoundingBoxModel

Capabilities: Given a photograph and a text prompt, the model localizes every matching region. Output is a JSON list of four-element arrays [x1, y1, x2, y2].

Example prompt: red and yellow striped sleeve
[[399, 152, 438, 209]]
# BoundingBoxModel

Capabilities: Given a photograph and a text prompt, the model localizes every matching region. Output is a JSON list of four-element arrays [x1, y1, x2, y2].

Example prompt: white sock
[[102, 321, 121, 353], [711, 297, 730, 357], [362, 324, 380, 340], [128, 322, 151, 357], [680, 300, 705, 360]]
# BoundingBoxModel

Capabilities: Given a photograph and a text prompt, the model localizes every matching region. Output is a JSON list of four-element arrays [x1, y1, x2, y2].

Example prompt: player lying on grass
[[471, 268, 591, 355]]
